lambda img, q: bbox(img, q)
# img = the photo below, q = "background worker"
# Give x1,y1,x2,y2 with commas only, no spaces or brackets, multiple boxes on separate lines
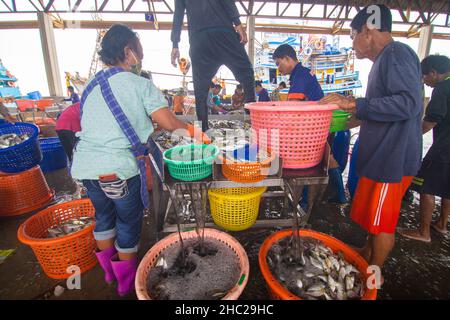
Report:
64,85,80,104
273,44,324,102
270,81,287,101
55,102,81,162
0,98,17,124
320,5,423,285
208,83,226,114
255,80,271,102
170,0,255,131
400,55,450,242
232,84,245,110
273,43,347,204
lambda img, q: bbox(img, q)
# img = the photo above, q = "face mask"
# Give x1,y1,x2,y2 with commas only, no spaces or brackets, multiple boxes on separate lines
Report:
129,50,142,76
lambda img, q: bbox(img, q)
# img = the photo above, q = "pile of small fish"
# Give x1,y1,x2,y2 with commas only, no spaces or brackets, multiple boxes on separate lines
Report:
0,133,30,149
46,217,94,238
154,131,194,150
208,120,251,130
267,237,365,300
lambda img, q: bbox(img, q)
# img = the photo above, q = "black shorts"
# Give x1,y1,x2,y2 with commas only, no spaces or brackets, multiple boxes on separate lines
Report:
411,156,450,199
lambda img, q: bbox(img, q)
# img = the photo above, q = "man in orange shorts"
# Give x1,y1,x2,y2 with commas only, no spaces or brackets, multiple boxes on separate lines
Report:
320,5,423,285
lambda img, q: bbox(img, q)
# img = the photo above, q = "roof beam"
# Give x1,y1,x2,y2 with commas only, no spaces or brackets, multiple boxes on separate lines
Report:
98,0,109,12
161,0,173,13
1,19,450,40
72,0,82,12
304,3,315,18
44,0,55,12
280,1,291,17
28,0,42,12
125,0,136,12
255,1,266,15
238,0,250,15
1,0,12,12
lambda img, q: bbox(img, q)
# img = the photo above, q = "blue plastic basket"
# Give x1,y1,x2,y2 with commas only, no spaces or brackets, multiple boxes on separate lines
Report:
39,138,68,173
0,122,42,173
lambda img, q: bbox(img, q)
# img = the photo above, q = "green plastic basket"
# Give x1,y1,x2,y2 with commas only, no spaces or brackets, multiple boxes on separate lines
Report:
163,144,220,181
330,110,351,133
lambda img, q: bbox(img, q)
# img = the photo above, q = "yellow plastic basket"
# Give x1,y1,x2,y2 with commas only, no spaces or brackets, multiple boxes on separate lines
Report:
208,187,267,231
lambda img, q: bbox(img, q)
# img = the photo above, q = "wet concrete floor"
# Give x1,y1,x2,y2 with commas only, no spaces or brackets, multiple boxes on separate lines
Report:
0,168,449,300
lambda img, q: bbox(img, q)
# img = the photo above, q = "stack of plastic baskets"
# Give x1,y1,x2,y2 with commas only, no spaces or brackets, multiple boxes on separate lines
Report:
17,199,97,279
208,187,267,231
0,123,51,217
221,144,276,183
0,166,53,217
39,138,68,173
246,101,337,169
0,122,42,173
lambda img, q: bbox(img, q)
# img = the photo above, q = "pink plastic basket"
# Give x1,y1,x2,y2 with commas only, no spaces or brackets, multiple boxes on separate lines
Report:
246,101,337,169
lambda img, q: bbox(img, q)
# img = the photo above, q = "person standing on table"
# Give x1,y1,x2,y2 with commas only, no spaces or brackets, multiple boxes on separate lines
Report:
170,0,255,131
273,43,347,204
255,81,271,102
71,24,209,297
55,102,81,162
399,55,450,242
319,5,423,286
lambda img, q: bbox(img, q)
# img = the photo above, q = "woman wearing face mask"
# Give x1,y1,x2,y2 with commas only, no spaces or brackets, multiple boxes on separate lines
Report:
71,24,209,296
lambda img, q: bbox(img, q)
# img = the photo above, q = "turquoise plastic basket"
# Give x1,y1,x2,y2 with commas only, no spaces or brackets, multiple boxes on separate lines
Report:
163,144,219,181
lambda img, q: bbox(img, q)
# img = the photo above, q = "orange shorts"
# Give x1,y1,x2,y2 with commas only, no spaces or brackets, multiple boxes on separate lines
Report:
350,176,413,235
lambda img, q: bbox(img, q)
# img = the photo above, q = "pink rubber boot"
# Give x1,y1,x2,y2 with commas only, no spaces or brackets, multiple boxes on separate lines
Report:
110,254,138,296
94,247,117,284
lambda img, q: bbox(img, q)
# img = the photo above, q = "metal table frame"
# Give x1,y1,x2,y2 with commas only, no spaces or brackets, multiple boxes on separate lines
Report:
149,116,331,235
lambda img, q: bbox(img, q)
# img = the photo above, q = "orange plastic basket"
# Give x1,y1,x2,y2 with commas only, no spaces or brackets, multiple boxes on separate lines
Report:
0,166,54,217
136,228,249,300
246,101,337,169
259,229,377,300
17,199,97,279
219,149,277,183
36,99,54,111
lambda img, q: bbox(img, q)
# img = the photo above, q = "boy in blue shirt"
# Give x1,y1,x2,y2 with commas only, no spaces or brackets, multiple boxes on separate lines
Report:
272,44,324,102
273,43,347,204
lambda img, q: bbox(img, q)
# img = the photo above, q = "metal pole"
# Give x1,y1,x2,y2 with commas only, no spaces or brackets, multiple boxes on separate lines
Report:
247,15,256,66
417,24,434,61
37,12,63,97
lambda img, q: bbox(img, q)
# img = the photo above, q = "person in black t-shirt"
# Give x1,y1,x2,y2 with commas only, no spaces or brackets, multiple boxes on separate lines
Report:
400,55,450,242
